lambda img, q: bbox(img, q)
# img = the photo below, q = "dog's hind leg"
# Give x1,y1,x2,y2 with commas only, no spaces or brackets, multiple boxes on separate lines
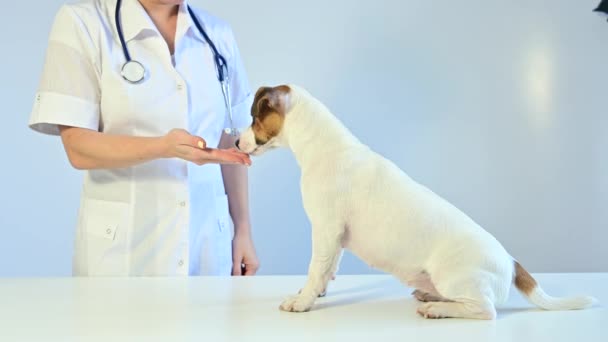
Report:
416,271,499,320
280,223,344,312
406,271,450,302
416,297,496,320
412,289,451,302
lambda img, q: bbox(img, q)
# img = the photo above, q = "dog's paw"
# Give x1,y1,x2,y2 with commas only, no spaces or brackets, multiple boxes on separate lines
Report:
279,295,315,313
298,288,327,298
416,303,448,319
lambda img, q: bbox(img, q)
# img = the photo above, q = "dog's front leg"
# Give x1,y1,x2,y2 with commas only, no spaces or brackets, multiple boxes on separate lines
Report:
317,248,343,297
279,225,342,312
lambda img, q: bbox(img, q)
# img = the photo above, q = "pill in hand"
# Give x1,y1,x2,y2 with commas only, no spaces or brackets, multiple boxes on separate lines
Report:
198,140,206,149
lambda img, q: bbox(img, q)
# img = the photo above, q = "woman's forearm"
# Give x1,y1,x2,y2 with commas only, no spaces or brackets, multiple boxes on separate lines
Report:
59,126,166,170
219,133,251,233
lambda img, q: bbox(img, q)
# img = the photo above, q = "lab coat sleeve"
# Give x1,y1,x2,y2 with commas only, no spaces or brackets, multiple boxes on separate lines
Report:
29,5,101,136
226,27,254,131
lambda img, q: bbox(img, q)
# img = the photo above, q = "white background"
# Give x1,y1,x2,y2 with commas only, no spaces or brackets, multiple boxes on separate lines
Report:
1,0,606,276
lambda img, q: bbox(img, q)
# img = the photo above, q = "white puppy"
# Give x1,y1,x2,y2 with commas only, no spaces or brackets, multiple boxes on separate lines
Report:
236,85,597,319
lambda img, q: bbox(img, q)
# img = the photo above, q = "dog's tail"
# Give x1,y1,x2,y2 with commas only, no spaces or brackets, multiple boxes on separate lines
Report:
513,261,597,310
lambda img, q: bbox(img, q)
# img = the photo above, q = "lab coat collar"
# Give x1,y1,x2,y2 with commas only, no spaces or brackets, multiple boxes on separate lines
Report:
120,0,206,45
176,1,208,45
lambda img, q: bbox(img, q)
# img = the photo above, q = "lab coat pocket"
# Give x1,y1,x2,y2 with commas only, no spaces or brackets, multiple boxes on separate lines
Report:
82,198,129,241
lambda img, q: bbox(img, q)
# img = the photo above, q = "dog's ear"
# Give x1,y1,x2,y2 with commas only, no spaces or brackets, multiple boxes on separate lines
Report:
253,85,291,117
257,96,273,114
254,86,271,104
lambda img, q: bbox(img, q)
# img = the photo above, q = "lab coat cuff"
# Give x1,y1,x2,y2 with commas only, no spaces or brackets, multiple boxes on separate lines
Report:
29,91,100,136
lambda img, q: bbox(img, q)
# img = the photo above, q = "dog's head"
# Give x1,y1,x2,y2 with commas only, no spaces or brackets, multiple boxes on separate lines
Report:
236,85,293,155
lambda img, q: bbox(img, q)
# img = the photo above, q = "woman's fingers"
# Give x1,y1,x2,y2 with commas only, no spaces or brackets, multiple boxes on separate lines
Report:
224,149,252,165
225,147,251,161
194,137,206,149
185,134,206,149
206,148,251,165
172,129,206,149
173,144,252,166
190,148,251,165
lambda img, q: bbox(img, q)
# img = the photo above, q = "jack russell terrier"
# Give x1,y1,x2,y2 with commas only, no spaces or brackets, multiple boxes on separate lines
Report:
236,84,597,319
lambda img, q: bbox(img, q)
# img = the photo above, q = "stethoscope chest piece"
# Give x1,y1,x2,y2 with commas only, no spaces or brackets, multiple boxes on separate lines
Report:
121,60,146,84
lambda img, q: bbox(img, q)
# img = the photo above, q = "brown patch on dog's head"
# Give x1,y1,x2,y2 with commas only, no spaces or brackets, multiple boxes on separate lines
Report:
250,85,292,145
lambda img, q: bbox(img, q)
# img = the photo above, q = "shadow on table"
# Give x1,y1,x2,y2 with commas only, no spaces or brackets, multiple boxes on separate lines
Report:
323,277,399,296
314,277,409,310
496,307,540,319
316,278,540,320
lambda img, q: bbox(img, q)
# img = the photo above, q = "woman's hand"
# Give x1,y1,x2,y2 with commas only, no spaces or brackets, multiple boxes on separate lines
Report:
231,230,260,276
161,129,251,166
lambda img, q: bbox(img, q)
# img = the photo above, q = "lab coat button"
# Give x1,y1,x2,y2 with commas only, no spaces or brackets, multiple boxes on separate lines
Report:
179,201,186,207
178,260,184,266
106,228,112,235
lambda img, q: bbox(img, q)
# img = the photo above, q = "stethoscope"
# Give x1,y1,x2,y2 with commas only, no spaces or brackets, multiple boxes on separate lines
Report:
115,0,238,136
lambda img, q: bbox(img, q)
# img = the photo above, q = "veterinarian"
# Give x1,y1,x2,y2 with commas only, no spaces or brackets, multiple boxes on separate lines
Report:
28,0,259,276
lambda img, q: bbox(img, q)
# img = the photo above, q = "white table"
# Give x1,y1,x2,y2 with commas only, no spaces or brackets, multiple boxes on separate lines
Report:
0,274,606,341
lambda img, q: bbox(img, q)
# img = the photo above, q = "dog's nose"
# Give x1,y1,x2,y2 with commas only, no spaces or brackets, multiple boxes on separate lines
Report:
235,139,240,149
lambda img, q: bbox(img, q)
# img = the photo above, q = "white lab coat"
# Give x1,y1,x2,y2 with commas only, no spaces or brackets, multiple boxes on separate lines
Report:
28,0,253,276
